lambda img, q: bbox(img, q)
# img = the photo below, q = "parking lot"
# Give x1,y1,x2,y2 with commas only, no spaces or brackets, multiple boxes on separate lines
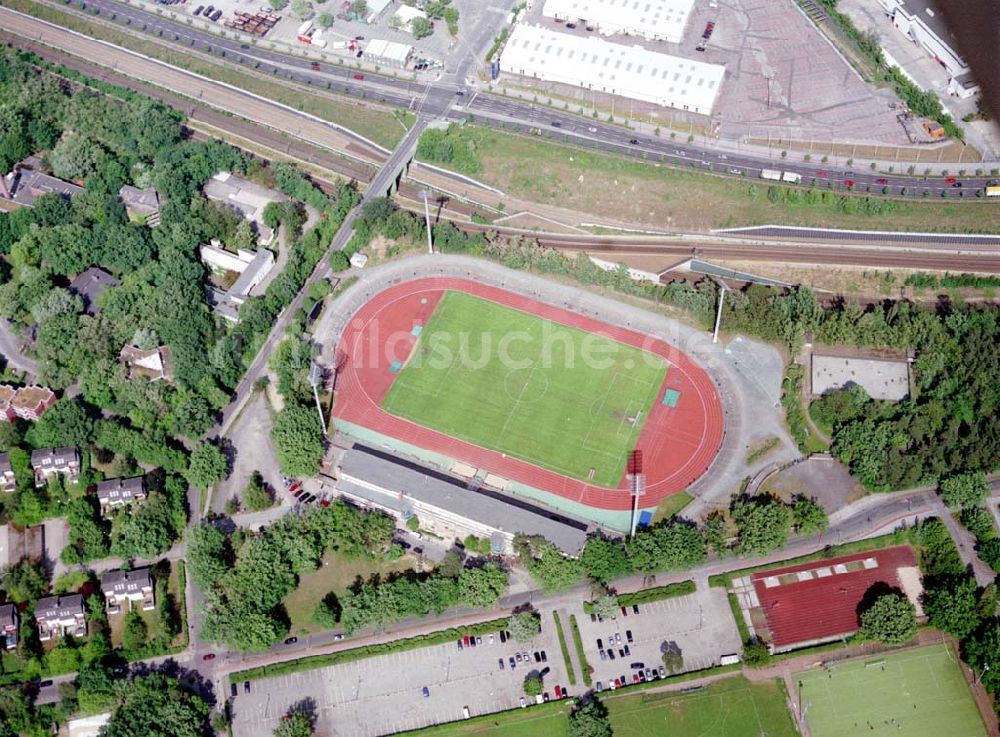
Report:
231,623,572,737
571,586,742,691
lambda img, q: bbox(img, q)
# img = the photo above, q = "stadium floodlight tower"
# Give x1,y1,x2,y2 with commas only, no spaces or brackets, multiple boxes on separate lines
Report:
421,190,434,254
308,360,328,436
626,449,646,539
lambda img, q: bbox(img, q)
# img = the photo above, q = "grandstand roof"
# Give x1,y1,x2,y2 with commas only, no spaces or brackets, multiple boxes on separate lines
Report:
500,24,724,114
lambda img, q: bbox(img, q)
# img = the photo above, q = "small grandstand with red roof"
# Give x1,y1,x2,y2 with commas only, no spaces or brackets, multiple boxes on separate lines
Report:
730,546,924,652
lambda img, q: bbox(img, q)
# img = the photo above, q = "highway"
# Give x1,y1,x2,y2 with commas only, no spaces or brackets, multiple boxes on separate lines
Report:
21,0,1000,200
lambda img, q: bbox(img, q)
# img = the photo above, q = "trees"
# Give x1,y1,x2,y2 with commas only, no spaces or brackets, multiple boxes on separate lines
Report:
731,495,791,556
0,560,47,602
121,610,148,655
110,493,178,560
660,641,684,674
186,523,230,589
101,674,211,737
939,472,989,509
25,397,95,450
271,404,324,477
316,11,334,27
243,471,273,511
591,595,619,621
523,673,543,697
508,611,540,643
859,592,917,645
274,712,313,737
580,537,632,583
742,638,770,667
457,564,508,608
924,575,981,638
568,699,612,737
626,520,707,572
411,16,433,38
524,541,583,593
964,619,1000,694
291,0,313,19
186,442,227,490
791,495,828,534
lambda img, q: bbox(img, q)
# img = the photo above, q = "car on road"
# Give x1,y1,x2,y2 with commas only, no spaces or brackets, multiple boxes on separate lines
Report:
202,653,216,661
243,681,251,694
566,22,576,28
353,73,365,80
843,179,855,187
817,170,828,177
628,138,639,145
311,63,320,71
498,658,505,670
455,90,465,96
875,178,888,184
284,636,298,645
945,177,957,183
551,121,562,127
952,181,963,187
422,686,430,698
333,633,344,641
587,126,598,133
729,167,742,175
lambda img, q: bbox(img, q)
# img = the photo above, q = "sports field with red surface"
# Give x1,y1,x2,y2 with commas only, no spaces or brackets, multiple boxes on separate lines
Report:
332,277,723,511
751,546,918,649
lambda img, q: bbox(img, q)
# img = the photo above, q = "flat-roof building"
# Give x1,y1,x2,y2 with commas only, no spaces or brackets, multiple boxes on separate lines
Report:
879,0,979,98
0,453,15,493
811,354,910,401
543,0,696,44
500,24,725,115
364,39,414,68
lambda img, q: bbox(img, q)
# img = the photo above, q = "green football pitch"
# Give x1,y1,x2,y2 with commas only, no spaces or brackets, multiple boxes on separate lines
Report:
797,644,987,737
381,291,668,487
605,676,799,737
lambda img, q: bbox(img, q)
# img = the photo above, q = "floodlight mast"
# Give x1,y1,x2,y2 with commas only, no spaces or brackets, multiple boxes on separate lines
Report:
308,361,328,435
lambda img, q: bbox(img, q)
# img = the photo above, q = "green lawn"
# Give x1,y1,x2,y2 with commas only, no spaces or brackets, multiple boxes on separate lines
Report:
282,549,415,634
605,675,799,737
393,703,571,737
797,644,987,737
382,291,667,487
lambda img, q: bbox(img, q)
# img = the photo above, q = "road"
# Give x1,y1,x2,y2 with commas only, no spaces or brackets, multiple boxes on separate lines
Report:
11,0,1000,200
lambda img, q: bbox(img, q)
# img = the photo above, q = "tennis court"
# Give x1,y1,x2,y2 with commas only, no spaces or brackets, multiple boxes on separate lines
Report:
797,644,987,737
605,676,799,737
382,290,668,487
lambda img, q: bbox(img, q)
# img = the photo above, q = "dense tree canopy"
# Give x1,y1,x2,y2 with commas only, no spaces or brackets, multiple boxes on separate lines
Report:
100,674,211,737
271,404,325,477
731,495,791,556
859,592,917,645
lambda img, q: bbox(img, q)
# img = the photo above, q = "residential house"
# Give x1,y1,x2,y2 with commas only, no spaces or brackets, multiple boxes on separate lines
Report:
100,568,155,614
30,446,81,487
0,453,16,493
1,156,84,207
10,385,56,421
95,476,146,515
70,268,121,316
119,345,173,383
34,594,87,641
118,185,162,225
0,604,17,651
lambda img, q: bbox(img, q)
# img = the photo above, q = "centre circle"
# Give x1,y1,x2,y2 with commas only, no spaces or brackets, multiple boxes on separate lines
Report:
503,366,550,404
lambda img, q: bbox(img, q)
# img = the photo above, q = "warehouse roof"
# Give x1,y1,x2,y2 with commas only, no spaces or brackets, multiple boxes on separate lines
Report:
501,24,724,114
365,39,413,65
338,445,590,555
543,0,696,43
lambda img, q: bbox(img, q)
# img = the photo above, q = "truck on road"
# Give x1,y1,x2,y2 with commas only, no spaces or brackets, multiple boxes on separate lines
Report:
760,169,782,181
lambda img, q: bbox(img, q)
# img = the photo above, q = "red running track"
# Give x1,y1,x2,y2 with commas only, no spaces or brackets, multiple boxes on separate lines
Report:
332,277,723,512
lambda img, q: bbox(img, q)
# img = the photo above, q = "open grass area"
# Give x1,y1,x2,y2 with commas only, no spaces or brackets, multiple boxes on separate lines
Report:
8,0,410,149
282,549,414,634
797,644,986,737
382,291,667,487
393,702,571,737
605,675,798,737
651,490,694,523
420,125,998,232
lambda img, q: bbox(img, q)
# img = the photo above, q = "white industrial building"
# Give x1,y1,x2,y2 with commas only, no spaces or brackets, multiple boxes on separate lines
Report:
543,0,696,44
500,24,725,114
364,39,414,68
878,0,979,98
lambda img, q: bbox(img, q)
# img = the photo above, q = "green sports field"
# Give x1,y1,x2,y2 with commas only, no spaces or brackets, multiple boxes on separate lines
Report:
605,676,799,737
382,291,668,487
797,644,987,737
393,703,570,737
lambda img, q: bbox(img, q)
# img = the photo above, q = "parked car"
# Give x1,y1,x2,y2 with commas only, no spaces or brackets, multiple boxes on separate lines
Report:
540,651,547,662
463,635,470,646
607,649,615,660
231,683,237,697
638,670,646,682
422,686,430,698
210,9,222,20
457,639,463,650
489,634,495,645
193,4,204,14
632,605,640,614
203,4,214,13
875,178,888,184
498,658,505,670
623,645,631,656
202,653,216,661
633,674,640,684
658,665,666,678
243,681,251,694
645,668,654,680
597,638,603,649
543,692,550,702
475,636,482,646
621,606,628,617
630,662,645,670
599,649,607,661
499,630,507,643
590,613,597,622
509,656,516,669
522,652,530,661
615,633,622,644
625,630,633,643
618,648,625,658
516,652,522,662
